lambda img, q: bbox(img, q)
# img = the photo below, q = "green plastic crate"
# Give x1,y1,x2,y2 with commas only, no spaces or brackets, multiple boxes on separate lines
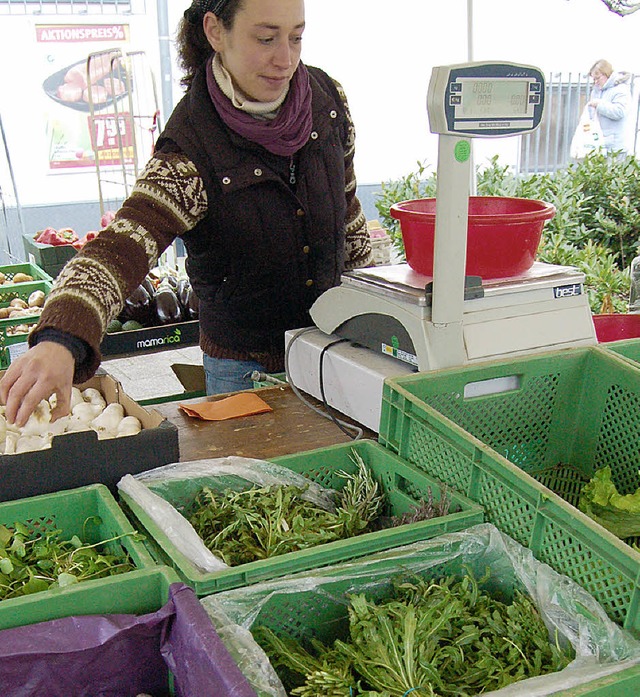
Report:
599,337,640,368
0,315,39,369
0,565,179,631
203,524,640,697
23,233,77,278
0,262,53,287
0,483,155,625
0,276,52,368
119,439,484,596
379,346,640,636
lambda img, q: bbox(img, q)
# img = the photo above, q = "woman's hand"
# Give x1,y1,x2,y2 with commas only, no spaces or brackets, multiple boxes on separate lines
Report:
0,342,75,427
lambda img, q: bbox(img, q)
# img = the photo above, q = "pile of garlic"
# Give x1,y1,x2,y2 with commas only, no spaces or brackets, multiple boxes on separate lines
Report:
0,386,143,455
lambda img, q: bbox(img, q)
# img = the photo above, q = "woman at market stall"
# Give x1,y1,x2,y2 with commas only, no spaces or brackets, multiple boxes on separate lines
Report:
0,0,372,427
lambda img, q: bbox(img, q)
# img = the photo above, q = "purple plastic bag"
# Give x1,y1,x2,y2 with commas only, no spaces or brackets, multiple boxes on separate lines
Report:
163,584,257,697
0,583,257,697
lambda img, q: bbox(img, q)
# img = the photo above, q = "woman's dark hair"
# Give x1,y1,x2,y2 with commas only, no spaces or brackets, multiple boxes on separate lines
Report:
176,0,244,90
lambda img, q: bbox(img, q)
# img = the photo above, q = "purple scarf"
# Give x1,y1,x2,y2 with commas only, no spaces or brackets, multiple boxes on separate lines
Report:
206,54,313,157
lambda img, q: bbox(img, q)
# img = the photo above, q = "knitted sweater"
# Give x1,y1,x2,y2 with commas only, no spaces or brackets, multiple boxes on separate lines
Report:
31,72,372,383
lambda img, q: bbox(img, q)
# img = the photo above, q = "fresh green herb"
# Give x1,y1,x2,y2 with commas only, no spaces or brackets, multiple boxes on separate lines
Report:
0,519,137,600
256,569,574,696
187,449,443,566
387,486,451,527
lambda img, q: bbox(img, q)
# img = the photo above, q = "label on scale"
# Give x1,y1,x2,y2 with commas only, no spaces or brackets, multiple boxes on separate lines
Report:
381,343,419,367
553,283,583,298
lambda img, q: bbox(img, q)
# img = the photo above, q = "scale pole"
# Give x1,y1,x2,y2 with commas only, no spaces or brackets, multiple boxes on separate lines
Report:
430,134,471,367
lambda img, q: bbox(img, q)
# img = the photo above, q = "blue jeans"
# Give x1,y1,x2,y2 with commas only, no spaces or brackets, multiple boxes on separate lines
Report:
203,354,266,395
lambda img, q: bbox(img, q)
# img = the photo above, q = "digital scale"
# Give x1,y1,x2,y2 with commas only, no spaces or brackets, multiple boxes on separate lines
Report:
286,61,597,432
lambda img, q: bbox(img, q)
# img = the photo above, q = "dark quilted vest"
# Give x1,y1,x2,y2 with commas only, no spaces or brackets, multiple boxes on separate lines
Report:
156,64,348,355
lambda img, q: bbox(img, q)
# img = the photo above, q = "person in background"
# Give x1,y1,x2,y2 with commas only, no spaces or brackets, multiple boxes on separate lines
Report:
588,58,632,155
0,0,372,427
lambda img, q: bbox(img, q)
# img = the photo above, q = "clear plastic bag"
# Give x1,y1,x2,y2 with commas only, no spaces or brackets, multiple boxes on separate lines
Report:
202,523,640,697
570,106,605,159
117,456,339,573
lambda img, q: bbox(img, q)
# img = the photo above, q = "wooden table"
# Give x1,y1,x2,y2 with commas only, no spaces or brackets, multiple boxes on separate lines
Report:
152,385,375,462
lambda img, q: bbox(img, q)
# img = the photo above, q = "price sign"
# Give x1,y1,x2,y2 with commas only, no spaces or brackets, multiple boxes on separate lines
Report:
88,112,134,166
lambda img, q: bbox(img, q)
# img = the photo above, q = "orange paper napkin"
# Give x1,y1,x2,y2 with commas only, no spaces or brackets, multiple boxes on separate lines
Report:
179,392,273,421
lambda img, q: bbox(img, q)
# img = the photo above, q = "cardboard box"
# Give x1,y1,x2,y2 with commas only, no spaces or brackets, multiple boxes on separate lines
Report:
101,319,200,357
0,372,179,502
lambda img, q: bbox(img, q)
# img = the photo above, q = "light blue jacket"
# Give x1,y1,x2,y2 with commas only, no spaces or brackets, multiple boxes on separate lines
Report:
589,72,632,153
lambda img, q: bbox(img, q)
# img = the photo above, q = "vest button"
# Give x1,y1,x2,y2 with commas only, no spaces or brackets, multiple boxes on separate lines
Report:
329,110,337,119
296,208,305,217
222,176,231,185
254,168,262,176
310,131,318,139
305,279,314,287
302,245,310,254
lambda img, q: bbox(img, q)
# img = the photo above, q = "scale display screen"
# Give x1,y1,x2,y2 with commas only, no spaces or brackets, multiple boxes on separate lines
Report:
427,62,545,137
459,78,530,118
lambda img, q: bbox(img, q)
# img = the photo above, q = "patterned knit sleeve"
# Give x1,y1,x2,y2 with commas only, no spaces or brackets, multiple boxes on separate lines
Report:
29,151,208,383
331,79,373,270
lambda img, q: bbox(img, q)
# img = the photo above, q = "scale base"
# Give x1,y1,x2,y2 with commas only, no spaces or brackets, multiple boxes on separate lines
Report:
311,263,597,371
285,328,414,433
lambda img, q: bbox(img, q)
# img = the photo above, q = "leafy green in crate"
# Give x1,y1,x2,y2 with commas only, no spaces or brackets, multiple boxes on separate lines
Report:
256,569,574,697
0,517,138,600
187,449,449,566
579,466,640,539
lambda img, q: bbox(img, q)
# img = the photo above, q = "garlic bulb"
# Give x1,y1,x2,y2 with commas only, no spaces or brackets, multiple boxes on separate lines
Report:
69,387,84,410
82,388,107,409
66,415,92,433
48,415,71,437
21,400,52,437
1,386,144,454
91,403,125,439
3,431,19,455
116,415,142,437
72,402,103,422
16,434,52,454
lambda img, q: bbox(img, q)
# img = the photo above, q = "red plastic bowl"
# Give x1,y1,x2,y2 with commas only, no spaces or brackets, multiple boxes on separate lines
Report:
593,314,640,342
390,196,556,279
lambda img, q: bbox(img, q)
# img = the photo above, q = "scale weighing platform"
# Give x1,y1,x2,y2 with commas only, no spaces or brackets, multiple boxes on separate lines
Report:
310,260,595,372
286,60,597,432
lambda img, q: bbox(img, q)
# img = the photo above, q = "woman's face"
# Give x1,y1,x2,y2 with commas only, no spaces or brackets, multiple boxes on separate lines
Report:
204,0,305,103
591,70,608,88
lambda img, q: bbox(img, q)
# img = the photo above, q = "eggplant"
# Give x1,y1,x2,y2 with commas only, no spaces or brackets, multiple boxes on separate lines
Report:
141,275,156,299
174,278,199,320
154,279,183,324
176,278,191,309
185,286,200,320
118,284,153,326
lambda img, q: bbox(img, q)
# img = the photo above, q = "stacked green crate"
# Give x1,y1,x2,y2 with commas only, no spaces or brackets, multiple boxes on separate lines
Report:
0,483,155,628
0,262,53,368
379,346,640,636
201,524,640,697
119,439,484,595
23,233,77,278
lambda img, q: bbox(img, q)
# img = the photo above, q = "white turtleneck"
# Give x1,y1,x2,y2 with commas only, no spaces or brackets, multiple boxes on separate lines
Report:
211,52,288,121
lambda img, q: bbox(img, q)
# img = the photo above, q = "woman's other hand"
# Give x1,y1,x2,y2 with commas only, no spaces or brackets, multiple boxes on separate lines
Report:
0,342,75,427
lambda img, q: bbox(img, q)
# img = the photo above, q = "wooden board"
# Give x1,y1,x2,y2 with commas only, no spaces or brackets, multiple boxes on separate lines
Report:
152,385,374,462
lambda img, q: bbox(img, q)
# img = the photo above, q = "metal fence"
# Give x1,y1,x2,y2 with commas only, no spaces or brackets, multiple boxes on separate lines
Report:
520,71,640,173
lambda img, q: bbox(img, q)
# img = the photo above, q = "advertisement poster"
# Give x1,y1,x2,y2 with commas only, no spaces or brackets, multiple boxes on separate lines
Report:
36,23,131,170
